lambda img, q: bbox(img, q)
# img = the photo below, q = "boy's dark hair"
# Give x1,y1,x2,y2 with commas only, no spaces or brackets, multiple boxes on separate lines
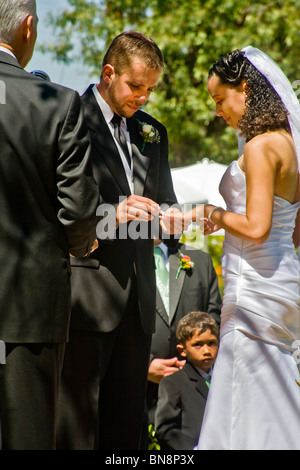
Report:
176,311,219,347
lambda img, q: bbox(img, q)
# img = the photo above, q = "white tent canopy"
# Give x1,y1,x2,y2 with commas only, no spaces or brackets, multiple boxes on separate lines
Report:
171,158,227,240
171,158,227,209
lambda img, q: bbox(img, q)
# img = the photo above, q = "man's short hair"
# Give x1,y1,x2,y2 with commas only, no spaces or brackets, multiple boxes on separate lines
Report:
101,31,164,77
0,0,36,43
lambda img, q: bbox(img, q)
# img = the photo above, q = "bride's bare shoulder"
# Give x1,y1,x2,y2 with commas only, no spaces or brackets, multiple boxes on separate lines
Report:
245,131,294,154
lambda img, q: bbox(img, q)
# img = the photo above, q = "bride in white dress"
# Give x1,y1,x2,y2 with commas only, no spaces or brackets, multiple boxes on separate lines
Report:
183,47,300,450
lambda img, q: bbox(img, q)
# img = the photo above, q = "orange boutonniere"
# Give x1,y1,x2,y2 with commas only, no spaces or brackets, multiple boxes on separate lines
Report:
176,250,194,279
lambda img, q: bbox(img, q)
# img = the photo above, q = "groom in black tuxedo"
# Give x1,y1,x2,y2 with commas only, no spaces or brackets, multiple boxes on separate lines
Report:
57,31,180,450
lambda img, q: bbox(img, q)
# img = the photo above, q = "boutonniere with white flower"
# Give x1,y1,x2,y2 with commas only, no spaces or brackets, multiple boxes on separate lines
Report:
138,121,160,152
176,250,194,279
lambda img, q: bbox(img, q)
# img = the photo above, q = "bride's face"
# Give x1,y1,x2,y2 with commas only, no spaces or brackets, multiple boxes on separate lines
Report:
207,74,247,129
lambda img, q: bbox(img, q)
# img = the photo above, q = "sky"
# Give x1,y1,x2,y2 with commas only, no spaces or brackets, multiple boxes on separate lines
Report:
26,0,98,94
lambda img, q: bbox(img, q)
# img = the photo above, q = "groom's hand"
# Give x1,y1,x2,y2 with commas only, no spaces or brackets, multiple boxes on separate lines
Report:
160,207,185,234
116,195,160,225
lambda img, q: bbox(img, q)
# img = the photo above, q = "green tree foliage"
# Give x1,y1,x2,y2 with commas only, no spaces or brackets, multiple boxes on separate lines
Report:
44,0,300,167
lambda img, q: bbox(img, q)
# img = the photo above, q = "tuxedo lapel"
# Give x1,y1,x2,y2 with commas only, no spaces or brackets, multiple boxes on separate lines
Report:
127,117,150,197
185,362,209,399
195,377,209,399
82,86,131,196
156,289,169,326
169,250,185,323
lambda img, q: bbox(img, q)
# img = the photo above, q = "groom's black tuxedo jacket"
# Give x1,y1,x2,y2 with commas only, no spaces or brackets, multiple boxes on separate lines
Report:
0,52,99,343
70,85,178,334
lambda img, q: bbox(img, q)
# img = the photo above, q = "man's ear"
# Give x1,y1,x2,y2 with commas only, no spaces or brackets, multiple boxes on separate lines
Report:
20,15,34,43
102,64,115,83
176,344,186,358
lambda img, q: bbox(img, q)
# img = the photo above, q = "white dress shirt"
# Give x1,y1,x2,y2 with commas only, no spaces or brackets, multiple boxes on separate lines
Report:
92,85,134,193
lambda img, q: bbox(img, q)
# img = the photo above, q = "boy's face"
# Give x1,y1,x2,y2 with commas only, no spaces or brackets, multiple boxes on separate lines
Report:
177,329,218,373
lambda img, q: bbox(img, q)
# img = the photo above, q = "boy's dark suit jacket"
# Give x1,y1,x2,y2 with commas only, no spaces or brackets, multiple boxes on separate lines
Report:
155,361,209,450
147,245,221,421
70,85,178,335
0,52,99,343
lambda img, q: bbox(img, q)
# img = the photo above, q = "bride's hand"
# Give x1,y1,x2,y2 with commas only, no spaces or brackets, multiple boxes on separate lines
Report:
183,205,205,228
184,205,221,234
203,218,221,235
203,204,222,234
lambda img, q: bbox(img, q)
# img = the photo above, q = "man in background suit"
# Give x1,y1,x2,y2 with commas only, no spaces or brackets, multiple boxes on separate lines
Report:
0,0,99,450
57,31,180,450
146,241,221,430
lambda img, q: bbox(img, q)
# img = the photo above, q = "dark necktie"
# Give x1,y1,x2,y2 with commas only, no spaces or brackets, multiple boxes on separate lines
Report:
111,113,131,166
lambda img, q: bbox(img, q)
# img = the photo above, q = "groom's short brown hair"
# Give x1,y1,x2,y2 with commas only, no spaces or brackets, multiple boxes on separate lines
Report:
101,31,164,77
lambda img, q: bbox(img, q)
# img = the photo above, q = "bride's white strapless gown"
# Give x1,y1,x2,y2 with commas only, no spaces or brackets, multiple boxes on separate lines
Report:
196,160,300,450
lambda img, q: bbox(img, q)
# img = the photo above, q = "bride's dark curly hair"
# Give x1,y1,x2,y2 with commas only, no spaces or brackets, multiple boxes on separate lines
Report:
208,49,291,141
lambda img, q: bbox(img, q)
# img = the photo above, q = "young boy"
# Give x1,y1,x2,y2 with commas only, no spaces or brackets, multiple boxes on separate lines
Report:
154,311,219,450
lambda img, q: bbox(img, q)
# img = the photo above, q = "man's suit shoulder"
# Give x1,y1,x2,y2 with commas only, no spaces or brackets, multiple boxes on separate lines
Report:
160,366,187,388
27,76,85,131
160,363,205,392
0,54,78,104
29,74,79,102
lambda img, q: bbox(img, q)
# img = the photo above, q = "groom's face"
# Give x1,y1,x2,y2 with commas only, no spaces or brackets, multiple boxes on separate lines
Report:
104,58,161,118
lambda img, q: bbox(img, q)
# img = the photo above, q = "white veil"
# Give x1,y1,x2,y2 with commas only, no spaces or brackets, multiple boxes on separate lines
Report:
239,46,300,170
239,46,300,249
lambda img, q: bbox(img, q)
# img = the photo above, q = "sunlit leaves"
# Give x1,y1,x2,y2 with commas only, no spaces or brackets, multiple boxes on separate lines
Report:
45,0,300,166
